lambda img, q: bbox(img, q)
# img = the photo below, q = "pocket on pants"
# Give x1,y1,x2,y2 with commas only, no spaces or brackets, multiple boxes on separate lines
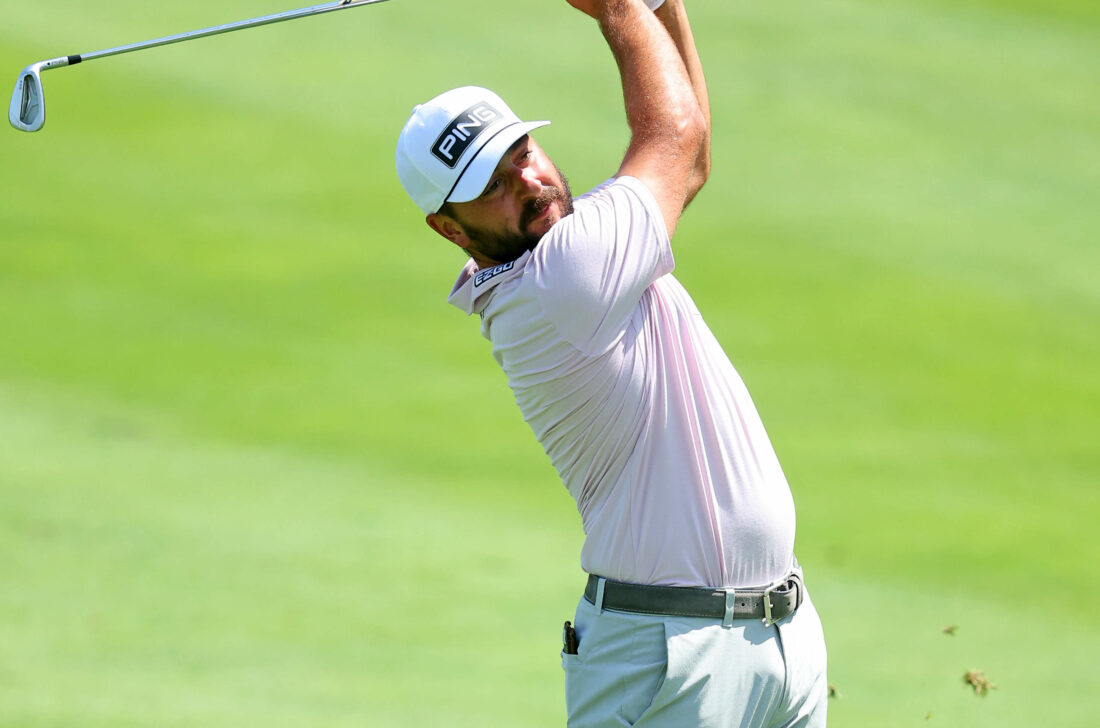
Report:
563,600,669,728
617,621,669,726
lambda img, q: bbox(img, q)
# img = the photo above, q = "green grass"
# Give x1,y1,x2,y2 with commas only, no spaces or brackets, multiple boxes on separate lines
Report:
1,0,1097,725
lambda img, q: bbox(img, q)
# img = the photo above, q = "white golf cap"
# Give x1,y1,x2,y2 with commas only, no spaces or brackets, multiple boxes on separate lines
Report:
396,86,550,215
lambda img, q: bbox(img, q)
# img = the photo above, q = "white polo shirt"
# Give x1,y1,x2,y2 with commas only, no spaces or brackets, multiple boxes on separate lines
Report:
448,176,796,589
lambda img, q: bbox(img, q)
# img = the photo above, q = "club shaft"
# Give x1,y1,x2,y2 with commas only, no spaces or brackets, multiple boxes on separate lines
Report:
73,0,389,63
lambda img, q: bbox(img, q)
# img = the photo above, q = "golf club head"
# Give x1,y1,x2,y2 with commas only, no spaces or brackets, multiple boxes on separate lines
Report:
10,63,46,132
9,58,76,132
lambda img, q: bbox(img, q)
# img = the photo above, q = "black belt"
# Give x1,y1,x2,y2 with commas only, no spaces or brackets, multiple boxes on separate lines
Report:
583,573,803,627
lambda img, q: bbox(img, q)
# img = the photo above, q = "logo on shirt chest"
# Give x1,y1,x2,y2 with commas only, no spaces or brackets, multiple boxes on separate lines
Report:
474,260,515,287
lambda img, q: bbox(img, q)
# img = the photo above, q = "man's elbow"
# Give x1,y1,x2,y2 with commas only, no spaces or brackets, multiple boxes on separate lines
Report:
680,106,707,155
693,142,711,188
685,110,710,200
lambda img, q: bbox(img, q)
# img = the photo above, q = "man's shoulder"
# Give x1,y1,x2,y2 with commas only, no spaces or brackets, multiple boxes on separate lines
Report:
536,175,670,269
572,175,657,209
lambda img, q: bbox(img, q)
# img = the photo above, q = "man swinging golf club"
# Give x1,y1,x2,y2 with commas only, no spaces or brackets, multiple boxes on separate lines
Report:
396,1,828,725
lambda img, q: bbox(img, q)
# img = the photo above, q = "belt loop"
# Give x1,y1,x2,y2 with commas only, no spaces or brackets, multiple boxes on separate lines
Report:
594,578,607,613
722,590,736,628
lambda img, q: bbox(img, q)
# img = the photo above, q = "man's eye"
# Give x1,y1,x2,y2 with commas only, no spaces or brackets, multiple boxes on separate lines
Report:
483,179,501,196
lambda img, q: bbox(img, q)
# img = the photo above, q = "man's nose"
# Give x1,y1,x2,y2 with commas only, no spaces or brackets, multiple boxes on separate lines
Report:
514,165,542,195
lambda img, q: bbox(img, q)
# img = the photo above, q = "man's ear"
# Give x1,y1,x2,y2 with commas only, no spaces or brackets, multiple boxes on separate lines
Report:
426,212,471,251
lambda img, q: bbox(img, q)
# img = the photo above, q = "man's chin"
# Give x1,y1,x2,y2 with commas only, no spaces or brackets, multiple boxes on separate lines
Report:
527,199,571,234
471,197,573,265
527,207,557,233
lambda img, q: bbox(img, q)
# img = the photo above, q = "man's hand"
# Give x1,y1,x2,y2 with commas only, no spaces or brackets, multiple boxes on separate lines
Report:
566,0,602,20
568,0,664,18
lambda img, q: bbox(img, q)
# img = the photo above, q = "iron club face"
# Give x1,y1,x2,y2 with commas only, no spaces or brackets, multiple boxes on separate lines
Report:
8,66,42,132
9,59,71,133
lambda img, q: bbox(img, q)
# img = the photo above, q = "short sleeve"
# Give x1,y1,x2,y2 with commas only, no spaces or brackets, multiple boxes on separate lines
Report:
530,176,674,354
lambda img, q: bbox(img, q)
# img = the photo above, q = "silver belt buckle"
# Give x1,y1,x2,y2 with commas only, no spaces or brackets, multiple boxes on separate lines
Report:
762,587,777,627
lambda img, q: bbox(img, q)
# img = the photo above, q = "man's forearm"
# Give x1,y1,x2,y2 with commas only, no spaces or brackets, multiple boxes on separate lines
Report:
599,0,702,159
655,0,710,202
595,0,706,233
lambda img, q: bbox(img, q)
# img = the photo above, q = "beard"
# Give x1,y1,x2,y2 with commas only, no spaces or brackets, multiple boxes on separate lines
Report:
460,166,574,264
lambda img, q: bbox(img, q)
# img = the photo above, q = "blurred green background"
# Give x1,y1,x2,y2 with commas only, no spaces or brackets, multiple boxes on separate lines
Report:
1,0,1097,725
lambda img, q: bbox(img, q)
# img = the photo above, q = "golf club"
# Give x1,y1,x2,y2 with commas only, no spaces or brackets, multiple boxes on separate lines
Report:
9,0,392,132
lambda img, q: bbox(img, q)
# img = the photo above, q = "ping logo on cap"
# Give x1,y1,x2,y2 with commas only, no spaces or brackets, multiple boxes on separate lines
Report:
431,102,503,168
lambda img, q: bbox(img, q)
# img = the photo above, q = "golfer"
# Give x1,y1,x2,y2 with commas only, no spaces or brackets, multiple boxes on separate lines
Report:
396,0,827,725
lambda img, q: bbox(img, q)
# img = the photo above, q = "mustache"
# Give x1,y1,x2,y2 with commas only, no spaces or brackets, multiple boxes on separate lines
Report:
520,186,569,229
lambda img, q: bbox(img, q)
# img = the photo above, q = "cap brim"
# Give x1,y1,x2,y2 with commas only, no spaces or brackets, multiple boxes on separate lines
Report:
446,119,551,205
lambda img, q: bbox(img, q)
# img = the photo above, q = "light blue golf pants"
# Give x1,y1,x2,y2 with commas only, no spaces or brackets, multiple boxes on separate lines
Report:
561,588,828,727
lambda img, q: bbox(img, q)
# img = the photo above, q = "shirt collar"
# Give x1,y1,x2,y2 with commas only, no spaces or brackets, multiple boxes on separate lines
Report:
446,250,532,315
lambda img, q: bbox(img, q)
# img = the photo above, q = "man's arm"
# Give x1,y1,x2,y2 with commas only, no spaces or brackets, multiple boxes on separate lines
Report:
568,0,707,238
654,0,710,207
